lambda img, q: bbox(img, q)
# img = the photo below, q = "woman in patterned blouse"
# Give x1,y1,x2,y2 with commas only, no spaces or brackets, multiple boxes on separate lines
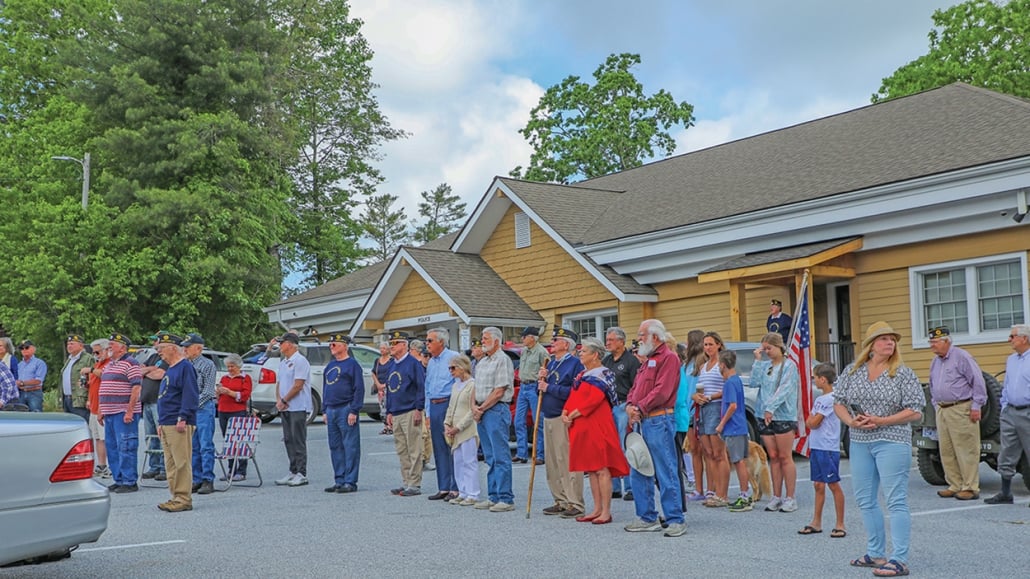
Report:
833,322,923,577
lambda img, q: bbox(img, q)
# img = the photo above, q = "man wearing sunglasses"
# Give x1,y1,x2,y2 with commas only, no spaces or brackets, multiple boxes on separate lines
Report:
15,340,47,412
424,328,460,502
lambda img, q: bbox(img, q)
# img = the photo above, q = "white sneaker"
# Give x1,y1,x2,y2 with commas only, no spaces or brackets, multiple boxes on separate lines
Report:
473,499,494,510
287,474,309,487
489,502,515,512
764,497,783,512
779,497,798,512
275,473,296,486
459,497,478,506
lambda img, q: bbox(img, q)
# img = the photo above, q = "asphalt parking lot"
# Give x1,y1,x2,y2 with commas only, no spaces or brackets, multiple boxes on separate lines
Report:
4,418,1028,578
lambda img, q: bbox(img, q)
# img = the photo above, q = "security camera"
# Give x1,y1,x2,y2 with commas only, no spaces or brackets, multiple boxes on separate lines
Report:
1015,191,1029,223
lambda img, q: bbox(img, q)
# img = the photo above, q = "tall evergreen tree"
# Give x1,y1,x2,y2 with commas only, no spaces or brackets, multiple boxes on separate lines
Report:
361,193,409,263
412,183,466,244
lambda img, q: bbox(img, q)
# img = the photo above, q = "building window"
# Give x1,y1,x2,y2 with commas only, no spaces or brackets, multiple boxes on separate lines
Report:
564,310,618,340
910,253,1028,347
514,212,531,249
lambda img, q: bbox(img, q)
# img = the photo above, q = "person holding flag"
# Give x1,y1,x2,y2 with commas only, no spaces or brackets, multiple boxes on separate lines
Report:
751,331,800,513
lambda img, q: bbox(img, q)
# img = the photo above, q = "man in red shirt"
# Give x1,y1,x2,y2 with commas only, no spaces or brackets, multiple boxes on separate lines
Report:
624,319,686,537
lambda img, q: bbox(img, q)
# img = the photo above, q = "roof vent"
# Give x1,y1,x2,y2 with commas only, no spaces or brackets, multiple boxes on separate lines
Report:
514,212,531,249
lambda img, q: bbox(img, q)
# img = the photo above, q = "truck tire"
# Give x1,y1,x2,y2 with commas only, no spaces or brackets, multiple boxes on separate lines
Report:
916,448,947,485
305,391,322,425
1020,454,1030,493
978,371,1003,439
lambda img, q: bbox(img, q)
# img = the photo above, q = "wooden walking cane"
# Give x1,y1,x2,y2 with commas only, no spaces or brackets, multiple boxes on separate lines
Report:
525,388,544,519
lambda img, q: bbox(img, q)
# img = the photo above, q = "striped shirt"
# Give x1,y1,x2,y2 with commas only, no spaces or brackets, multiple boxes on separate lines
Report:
99,354,142,416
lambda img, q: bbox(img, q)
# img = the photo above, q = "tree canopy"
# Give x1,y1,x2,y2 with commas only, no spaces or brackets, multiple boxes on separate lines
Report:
874,0,1030,102
361,193,409,263
511,53,695,184
411,183,466,245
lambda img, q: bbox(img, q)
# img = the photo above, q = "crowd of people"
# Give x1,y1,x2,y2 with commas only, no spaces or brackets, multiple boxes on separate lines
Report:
3,312,1030,577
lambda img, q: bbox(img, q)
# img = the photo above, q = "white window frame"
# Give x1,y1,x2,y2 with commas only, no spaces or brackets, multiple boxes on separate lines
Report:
909,251,1028,349
562,309,618,340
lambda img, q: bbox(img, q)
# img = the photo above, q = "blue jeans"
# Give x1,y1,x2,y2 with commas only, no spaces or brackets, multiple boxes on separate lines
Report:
104,412,139,486
477,403,513,504
429,399,457,492
630,413,683,525
514,386,544,461
18,389,42,412
191,400,216,483
612,402,629,492
850,440,912,564
143,403,164,473
63,395,89,421
326,407,360,486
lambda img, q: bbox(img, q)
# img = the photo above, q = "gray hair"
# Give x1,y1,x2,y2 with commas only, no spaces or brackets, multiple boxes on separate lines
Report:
605,327,627,342
640,319,667,341
90,338,110,350
580,337,605,358
409,339,425,351
226,353,244,367
1012,324,1030,338
0,337,13,354
482,327,503,342
428,327,449,344
378,340,389,349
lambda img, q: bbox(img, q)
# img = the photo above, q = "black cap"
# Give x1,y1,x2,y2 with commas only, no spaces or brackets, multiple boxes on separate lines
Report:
180,333,206,347
108,333,130,346
278,332,300,344
387,330,411,342
66,335,85,344
928,326,950,340
154,332,184,345
328,333,352,344
18,339,34,349
552,326,580,345
521,326,540,338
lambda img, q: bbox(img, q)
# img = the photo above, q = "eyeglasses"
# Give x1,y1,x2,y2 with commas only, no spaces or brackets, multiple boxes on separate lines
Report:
448,366,458,370
91,350,101,354
1009,334,1022,340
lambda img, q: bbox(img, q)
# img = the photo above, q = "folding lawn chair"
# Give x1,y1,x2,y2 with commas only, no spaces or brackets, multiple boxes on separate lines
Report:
214,415,263,490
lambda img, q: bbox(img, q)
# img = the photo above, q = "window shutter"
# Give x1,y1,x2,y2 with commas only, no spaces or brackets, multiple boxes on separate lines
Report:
514,212,531,249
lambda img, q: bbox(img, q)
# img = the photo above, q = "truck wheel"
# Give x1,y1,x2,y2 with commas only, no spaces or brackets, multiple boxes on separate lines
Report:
306,391,322,425
916,448,947,485
978,371,1004,439
1020,454,1030,493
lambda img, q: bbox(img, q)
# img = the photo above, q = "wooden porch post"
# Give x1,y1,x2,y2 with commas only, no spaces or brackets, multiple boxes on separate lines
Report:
729,281,747,341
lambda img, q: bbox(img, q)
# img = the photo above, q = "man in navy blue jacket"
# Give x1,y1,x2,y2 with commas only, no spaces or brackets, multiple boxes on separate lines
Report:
154,332,198,513
323,333,365,494
538,327,585,518
384,331,426,496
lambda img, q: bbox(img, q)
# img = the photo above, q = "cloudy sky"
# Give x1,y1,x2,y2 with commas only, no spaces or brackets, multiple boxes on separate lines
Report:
349,0,956,220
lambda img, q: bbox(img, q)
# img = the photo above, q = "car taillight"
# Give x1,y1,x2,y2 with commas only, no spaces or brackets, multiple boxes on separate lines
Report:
50,439,95,483
260,368,277,384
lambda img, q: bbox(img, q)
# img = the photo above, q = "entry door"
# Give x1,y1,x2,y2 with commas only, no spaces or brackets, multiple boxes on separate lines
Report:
825,283,853,370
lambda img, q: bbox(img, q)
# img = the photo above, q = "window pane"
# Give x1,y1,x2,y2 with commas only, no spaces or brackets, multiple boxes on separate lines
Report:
923,269,967,332
978,262,1024,330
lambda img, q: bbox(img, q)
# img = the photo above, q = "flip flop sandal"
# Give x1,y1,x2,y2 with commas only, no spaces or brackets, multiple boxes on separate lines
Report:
831,528,847,538
872,560,910,577
797,525,822,535
851,555,886,568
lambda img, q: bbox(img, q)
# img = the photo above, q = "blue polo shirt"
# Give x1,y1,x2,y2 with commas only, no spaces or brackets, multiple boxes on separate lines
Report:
720,374,748,437
425,349,458,412
385,354,425,415
18,356,47,388
540,353,584,418
323,355,364,415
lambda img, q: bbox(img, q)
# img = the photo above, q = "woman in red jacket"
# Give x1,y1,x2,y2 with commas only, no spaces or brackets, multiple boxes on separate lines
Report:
217,353,253,481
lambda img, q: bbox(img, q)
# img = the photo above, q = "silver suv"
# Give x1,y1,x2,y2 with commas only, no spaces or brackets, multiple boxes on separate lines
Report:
242,342,381,425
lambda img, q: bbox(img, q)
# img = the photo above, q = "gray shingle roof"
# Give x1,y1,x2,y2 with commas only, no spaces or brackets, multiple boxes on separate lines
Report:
699,237,862,273
403,247,543,322
271,231,460,307
541,83,1030,245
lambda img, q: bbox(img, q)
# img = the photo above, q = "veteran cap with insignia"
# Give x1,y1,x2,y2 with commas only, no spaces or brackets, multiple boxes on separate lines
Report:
66,334,84,344
387,330,411,343
154,332,183,345
552,326,580,346
328,333,352,344
470,339,482,349
771,299,783,307
180,333,205,347
109,333,130,346
148,329,170,342
928,326,950,340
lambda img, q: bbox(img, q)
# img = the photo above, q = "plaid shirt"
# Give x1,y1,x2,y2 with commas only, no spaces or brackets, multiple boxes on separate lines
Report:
474,348,514,404
191,355,218,406
0,363,16,407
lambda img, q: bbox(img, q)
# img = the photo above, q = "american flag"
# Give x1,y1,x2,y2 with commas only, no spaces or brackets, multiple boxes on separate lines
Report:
789,278,813,456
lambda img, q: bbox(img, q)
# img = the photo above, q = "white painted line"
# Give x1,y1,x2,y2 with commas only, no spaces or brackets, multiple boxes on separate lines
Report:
911,502,1026,517
367,451,397,456
79,540,185,553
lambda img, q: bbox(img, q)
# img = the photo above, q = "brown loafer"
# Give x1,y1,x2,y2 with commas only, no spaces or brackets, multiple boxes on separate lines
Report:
937,489,957,498
955,490,980,500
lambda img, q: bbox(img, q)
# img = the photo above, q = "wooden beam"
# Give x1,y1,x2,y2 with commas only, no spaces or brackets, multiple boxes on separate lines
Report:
808,265,856,279
698,237,864,283
729,282,746,341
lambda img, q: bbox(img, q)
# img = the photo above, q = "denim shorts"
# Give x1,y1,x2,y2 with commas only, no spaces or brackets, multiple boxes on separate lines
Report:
809,448,841,483
759,419,796,436
698,403,722,435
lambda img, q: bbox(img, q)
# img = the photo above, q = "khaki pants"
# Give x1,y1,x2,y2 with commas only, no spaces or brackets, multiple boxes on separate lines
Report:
393,411,424,489
159,425,195,505
543,416,583,510
937,401,981,492
422,419,433,463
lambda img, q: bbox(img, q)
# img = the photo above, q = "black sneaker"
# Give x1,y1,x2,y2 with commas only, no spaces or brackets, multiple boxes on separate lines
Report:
623,490,634,501
141,470,160,480
107,484,122,492
154,472,167,481
984,493,1014,505
339,484,357,493
191,482,202,493
325,484,342,493
197,481,214,495
113,484,139,493
612,491,623,499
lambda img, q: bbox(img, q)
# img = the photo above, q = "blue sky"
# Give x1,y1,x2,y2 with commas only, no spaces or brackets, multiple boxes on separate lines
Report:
349,0,956,225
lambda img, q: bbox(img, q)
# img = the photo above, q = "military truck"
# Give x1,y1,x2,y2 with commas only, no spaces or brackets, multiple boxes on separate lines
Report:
912,370,1030,490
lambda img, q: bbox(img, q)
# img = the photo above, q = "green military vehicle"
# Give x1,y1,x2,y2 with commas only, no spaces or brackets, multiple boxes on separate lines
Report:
912,370,1030,490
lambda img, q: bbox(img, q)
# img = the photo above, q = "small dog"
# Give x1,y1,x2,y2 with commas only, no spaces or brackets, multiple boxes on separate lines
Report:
742,441,772,502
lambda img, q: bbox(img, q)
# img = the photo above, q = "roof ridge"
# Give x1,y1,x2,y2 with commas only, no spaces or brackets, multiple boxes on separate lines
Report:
497,175,626,194
950,81,1030,108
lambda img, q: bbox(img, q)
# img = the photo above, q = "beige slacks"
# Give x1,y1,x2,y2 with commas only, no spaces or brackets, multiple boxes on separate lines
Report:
937,400,981,492
160,425,195,505
393,411,424,489
544,416,584,510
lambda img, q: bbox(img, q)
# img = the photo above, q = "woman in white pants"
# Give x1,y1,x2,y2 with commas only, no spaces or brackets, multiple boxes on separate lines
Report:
444,355,480,505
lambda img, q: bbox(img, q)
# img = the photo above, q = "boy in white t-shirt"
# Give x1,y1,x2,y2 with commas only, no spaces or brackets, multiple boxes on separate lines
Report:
798,363,846,538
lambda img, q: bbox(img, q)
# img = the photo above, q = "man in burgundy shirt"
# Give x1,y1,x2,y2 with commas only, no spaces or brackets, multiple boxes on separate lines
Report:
624,319,686,537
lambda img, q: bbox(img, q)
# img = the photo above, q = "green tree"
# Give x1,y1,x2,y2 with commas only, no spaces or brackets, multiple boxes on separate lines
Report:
511,53,695,184
361,193,409,263
411,183,466,244
874,0,1030,102
278,1,404,290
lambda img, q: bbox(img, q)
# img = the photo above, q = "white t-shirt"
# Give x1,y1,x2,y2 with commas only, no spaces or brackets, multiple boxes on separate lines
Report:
278,352,312,412
809,392,841,451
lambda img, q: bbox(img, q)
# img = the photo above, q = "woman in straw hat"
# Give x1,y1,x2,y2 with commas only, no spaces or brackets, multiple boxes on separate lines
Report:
833,321,923,578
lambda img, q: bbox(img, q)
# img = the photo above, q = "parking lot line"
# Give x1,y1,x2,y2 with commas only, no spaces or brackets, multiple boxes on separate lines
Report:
79,540,186,553
911,502,1026,517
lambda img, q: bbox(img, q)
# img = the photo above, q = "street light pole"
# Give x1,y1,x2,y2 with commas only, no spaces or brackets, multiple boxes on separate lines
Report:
51,152,90,210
